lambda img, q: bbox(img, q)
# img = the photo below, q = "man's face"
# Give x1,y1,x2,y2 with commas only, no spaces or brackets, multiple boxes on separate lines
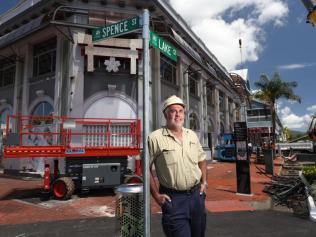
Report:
165,104,185,130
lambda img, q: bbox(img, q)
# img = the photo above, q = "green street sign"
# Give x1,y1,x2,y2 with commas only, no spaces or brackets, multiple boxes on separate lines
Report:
150,31,177,62
92,16,140,42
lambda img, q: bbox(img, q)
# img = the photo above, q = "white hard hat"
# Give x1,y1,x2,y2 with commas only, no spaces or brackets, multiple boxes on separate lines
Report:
162,95,185,112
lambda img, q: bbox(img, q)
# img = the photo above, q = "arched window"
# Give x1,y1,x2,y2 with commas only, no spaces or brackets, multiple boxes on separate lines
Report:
0,108,10,126
189,112,200,131
31,102,54,125
32,102,53,116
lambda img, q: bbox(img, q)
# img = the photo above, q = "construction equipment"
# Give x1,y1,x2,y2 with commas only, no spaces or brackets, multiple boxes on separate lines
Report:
2,115,141,200
214,133,236,161
276,115,316,161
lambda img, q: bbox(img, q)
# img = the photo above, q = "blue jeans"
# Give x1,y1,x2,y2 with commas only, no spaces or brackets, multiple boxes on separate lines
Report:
160,185,206,237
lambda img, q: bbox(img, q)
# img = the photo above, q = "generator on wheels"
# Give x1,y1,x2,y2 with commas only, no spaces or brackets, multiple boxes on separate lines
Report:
2,115,141,200
214,133,236,161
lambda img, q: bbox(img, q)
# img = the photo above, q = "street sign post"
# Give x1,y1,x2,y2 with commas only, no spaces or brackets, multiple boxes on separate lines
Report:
92,16,140,42
150,31,177,61
91,13,150,236
142,10,151,237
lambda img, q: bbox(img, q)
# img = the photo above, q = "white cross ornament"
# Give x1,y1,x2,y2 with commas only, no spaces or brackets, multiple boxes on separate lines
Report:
104,57,121,72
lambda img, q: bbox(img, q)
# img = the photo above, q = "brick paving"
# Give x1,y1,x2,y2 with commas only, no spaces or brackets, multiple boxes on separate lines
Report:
0,156,283,225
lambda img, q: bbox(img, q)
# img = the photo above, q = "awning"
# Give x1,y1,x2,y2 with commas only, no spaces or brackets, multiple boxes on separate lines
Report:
0,14,45,50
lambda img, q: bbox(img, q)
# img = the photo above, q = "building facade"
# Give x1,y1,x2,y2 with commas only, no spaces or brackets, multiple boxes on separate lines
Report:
247,99,283,148
0,0,242,172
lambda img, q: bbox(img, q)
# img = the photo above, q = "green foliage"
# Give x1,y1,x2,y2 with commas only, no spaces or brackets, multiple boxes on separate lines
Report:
253,72,301,144
283,127,292,141
254,72,301,104
303,165,316,182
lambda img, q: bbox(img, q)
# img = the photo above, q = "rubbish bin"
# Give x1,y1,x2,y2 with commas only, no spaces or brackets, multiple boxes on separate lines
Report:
263,148,274,175
115,183,143,237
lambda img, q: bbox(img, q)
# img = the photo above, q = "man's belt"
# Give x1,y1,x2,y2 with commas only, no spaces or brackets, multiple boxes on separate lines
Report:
160,183,200,195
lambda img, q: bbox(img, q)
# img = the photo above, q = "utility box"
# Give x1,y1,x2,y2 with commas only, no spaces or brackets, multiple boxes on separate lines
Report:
82,163,121,188
115,184,143,237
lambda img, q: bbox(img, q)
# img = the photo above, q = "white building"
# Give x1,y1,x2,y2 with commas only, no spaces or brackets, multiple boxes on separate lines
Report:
0,0,243,172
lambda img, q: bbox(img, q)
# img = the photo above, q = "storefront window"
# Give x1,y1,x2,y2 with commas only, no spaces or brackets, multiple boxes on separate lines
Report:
0,57,15,88
31,102,54,125
160,55,177,86
207,119,214,133
32,102,53,116
189,70,200,96
219,92,225,112
189,112,200,131
32,37,56,80
206,81,214,105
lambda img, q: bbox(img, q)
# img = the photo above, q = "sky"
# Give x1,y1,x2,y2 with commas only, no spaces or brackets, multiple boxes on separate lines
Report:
168,0,316,132
1,0,316,132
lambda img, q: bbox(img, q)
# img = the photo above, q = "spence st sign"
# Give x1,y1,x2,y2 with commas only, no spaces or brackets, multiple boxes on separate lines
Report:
92,16,140,42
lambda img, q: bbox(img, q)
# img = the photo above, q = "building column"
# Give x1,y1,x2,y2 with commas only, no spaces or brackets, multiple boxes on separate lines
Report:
214,87,220,145
224,96,229,132
240,102,247,122
69,32,85,118
232,102,236,123
202,80,208,146
53,35,63,116
10,45,31,170
21,44,33,115
183,69,190,128
13,57,23,116
178,57,184,99
54,35,72,117
151,48,161,130
198,77,205,144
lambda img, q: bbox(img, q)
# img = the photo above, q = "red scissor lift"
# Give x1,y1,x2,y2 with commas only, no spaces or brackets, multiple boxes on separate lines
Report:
3,115,142,200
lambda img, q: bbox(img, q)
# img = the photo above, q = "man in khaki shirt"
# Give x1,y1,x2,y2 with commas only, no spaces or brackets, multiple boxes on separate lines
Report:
148,95,207,237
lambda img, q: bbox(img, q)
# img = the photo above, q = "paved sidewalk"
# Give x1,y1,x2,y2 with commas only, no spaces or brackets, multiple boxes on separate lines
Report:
0,156,283,226
1,211,315,237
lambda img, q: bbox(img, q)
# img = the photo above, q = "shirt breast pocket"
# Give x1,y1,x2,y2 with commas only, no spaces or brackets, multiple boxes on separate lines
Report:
161,148,177,165
187,141,198,164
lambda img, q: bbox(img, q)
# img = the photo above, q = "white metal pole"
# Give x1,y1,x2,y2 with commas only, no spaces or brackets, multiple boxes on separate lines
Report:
142,9,151,237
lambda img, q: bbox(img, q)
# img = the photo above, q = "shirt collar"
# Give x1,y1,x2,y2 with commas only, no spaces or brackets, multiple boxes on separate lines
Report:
162,126,188,137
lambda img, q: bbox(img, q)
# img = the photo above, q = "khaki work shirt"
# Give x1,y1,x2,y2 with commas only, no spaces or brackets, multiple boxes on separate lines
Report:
148,127,206,190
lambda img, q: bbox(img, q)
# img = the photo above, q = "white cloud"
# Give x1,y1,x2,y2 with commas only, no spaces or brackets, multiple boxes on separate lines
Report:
276,100,283,110
307,105,316,113
256,2,289,26
279,106,312,130
169,0,289,70
277,62,316,70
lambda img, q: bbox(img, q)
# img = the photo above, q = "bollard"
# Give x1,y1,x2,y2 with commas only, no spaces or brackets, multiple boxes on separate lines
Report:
115,183,144,237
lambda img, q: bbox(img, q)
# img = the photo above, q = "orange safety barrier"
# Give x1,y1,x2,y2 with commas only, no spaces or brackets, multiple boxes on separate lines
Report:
3,115,141,158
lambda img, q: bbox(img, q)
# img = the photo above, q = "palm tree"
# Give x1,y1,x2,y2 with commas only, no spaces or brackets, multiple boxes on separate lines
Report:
254,72,301,145
282,127,292,141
